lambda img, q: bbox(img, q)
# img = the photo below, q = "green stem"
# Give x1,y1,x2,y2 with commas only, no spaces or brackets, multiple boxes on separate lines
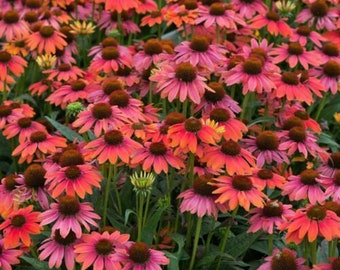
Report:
310,239,318,265
185,213,193,249
329,239,337,258
188,152,195,186
217,207,238,270
240,92,250,121
137,193,145,241
112,164,122,215
102,163,113,226
189,217,203,270
205,218,216,254
314,93,329,121
268,234,273,255
142,192,151,226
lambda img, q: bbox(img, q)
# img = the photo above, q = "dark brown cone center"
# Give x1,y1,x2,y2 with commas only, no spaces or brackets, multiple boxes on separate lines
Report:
128,242,150,264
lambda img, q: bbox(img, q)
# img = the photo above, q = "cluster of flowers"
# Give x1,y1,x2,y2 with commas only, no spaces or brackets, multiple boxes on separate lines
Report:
0,0,339,269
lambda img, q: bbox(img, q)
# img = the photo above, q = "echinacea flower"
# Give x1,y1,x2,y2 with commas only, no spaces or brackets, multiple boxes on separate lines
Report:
248,200,294,234
296,0,338,31
278,204,340,244
38,230,80,270
316,42,340,64
168,117,221,156
40,195,100,238
318,152,340,177
43,63,85,82
177,174,228,219
0,50,27,81
0,174,20,219
222,56,278,95
0,205,41,248
212,175,267,211
104,0,139,13
74,230,130,270
69,20,96,35
26,25,67,54
203,140,256,175
112,241,170,270
149,61,213,104
84,129,142,164
130,171,156,197
313,256,340,270
251,168,286,191
231,0,267,19
174,35,227,72
290,25,326,47
12,130,67,164
310,60,340,94
208,107,247,141
0,9,30,41
282,169,327,205
258,248,309,270
72,102,128,137
45,162,103,199
131,141,184,174
243,130,289,168
0,236,23,270
270,42,320,70
250,10,292,37
320,169,340,202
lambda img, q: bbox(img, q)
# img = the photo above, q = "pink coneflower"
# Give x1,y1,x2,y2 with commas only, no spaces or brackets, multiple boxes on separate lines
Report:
45,163,103,199
243,130,289,167
121,122,158,142
131,141,184,174
26,25,67,54
274,72,314,105
0,50,27,81
298,70,326,98
222,56,278,95
72,102,128,137
270,42,320,69
43,63,85,82
38,230,80,270
282,169,327,205
318,152,340,177
40,195,100,238
74,230,130,270
0,236,23,270
0,205,41,248
310,60,340,94
313,257,340,270
89,46,133,74
133,39,168,72
167,117,221,156
208,107,247,141
149,61,213,104
2,116,47,143
136,0,158,14
321,170,340,202
0,174,20,219
12,130,67,164
0,9,30,41
290,26,327,47
194,156,224,176
140,9,166,27
248,200,294,234
279,104,322,134
212,175,267,211
194,82,241,116
258,248,308,270
178,175,228,218
84,129,142,164
278,204,340,244
231,0,267,19
203,140,256,176
104,0,138,12
174,35,226,72
112,241,170,270
316,42,340,64
108,90,146,122
98,10,140,36
115,65,140,87
15,163,50,209
0,104,24,130
195,2,245,30
296,0,338,31
250,10,292,37
46,79,94,109
87,77,123,103
165,3,198,28
29,79,61,96
278,126,324,158
251,168,286,190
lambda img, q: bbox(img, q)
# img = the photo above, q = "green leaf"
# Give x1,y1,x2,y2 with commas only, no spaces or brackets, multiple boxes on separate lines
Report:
21,256,52,270
163,233,189,270
45,116,84,142
141,205,168,244
318,132,339,152
124,209,136,225
247,116,275,128
225,231,263,258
